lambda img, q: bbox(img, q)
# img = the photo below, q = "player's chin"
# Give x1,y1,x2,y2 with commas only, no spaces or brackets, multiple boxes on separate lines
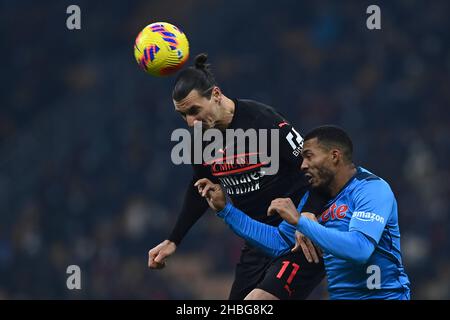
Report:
203,122,213,130
309,178,321,189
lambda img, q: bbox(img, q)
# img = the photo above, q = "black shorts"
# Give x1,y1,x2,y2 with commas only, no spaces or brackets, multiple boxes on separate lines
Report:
228,190,328,300
257,250,325,300
228,245,272,300
229,245,325,300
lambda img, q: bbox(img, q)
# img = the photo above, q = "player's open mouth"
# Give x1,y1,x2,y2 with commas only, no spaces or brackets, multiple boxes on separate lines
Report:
305,173,313,184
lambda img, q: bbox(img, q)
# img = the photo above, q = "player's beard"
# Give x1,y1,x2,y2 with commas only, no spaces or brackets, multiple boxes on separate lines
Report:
211,117,227,130
312,166,334,195
203,114,218,130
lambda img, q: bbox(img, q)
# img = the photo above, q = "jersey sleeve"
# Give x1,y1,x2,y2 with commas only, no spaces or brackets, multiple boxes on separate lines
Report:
348,180,395,244
297,217,375,264
168,164,218,245
278,122,304,167
217,203,294,257
255,108,304,168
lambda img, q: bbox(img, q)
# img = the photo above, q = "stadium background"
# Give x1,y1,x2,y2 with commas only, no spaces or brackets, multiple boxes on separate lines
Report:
0,0,449,299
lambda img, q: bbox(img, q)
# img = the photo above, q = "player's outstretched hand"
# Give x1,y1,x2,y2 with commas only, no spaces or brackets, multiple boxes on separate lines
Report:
148,240,177,269
292,230,322,264
268,199,321,263
194,178,226,211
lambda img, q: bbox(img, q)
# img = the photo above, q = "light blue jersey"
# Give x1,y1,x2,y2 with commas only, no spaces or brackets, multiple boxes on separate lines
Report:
302,167,410,299
217,167,410,299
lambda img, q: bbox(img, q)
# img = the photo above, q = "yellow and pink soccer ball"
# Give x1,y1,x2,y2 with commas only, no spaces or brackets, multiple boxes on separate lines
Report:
134,22,189,76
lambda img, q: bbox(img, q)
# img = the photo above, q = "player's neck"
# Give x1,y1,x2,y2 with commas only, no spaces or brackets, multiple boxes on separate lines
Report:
215,95,235,130
329,164,357,197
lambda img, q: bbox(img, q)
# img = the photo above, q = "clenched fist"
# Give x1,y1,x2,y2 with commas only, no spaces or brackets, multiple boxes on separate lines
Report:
267,198,300,225
194,178,226,211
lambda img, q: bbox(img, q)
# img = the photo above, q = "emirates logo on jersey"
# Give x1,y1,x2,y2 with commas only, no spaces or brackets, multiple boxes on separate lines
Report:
205,153,267,176
204,153,267,195
171,122,281,175
219,171,264,195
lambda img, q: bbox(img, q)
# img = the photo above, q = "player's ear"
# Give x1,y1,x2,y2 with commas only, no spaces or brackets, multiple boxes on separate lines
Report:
212,86,222,103
331,149,340,164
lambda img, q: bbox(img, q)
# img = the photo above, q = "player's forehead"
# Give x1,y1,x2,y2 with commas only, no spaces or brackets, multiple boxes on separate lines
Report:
302,138,322,154
174,89,204,111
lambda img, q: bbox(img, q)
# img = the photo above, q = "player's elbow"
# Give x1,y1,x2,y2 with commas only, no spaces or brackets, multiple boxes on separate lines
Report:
259,239,290,258
348,244,375,264
346,232,376,264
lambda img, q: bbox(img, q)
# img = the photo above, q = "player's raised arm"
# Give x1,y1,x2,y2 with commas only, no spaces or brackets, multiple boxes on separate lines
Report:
292,178,395,264
148,167,212,269
296,213,376,264
195,178,295,257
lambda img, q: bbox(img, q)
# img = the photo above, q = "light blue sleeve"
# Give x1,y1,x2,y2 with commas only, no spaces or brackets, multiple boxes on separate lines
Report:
349,179,394,243
216,203,295,257
297,218,376,264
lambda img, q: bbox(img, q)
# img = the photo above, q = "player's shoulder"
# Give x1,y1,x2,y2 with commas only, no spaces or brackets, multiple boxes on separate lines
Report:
237,99,278,113
236,99,287,126
350,167,394,199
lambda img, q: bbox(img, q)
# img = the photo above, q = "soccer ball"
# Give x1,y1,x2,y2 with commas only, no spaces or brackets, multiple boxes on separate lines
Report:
134,22,189,76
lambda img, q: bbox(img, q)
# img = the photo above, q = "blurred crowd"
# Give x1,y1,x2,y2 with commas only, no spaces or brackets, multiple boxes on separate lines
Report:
0,0,449,299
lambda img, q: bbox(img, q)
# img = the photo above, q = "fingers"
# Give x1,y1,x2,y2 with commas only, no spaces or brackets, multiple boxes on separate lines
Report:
267,198,294,215
201,183,216,197
293,232,320,263
195,178,218,198
148,248,157,264
195,179,207,194
304,238,320,263
154,252,165,264
149,260,165,269
148,250,164,269
148,250,166,269
267,204,278,216
291,231,302,253
148,240,177,270
268,199,300,226
267,198,283,216
148,246,167,269
293,231,317,263
299,238,313,263
301,211,318,222
194,178,212,188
